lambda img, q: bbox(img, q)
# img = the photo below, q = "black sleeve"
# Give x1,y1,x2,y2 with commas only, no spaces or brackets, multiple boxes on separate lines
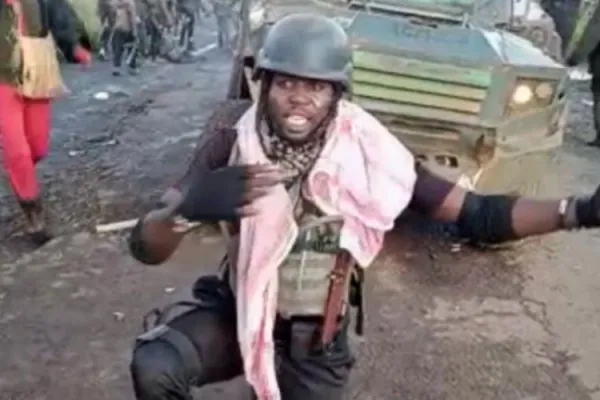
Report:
408,163,519,244
456,192,519,244
45,0,80,62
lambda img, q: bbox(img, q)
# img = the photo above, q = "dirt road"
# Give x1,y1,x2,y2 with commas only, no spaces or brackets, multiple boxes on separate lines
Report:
1,31,600,399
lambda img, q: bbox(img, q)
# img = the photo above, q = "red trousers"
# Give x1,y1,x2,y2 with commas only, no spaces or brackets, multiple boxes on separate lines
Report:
0,83,51,201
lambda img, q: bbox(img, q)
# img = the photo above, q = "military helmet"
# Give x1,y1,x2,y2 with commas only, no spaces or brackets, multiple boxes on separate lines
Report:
254,14,352,87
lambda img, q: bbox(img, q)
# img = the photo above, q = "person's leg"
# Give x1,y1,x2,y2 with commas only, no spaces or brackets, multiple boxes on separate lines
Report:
23,98,51,164
275,317,354,400
178,5,195,50
589,44,600,146
126,32,140,73
21,97,53,243
99,20,111,59
216,13,226,48
0,84,51,243
147,19,159,60
131,281,243,399
112,29,126,75
0,84,33,200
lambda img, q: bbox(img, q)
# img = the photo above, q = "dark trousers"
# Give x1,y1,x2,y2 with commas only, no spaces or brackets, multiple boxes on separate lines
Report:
99,20,112,53
177,5,195,47
590,44,600,141
146,19,162,60
215,12,231,48
112,29,138,69
130,277,354,400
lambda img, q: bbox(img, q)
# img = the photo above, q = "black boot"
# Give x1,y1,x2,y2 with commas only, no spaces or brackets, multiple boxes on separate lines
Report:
19,199,53,246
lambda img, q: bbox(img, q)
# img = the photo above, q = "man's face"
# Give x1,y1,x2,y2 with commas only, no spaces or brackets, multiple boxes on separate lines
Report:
267,73,335,144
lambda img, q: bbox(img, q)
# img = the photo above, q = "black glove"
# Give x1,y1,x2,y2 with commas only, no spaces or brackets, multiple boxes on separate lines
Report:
575,185,600,228
176,164,283,222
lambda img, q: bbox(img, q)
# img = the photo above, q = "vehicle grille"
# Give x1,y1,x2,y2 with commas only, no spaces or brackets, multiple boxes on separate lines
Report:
351,50,492,125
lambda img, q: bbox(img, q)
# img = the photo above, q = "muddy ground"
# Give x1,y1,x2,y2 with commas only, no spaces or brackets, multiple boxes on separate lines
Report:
1,23,600,399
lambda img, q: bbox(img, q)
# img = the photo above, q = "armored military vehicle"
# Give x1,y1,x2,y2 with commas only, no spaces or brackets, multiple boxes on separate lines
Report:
224,0,578,195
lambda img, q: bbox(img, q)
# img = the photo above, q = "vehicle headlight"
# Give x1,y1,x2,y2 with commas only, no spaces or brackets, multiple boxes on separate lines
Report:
534,82,554,100
511,84,534,105
248,5,265,30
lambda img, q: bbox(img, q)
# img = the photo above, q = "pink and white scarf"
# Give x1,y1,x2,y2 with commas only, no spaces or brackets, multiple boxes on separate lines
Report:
229,100,417,399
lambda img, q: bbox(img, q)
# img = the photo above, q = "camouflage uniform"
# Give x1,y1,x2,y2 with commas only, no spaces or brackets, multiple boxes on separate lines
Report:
175,0,203,50
108,0,139,74
142,0,174,59
97,0,114,58
212,0,236,48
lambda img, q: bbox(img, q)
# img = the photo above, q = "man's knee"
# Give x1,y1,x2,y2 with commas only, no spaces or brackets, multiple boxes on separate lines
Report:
131,340,191,400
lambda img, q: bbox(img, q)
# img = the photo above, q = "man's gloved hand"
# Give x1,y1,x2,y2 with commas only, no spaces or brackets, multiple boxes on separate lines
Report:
575,185,600,228
176,164,284,222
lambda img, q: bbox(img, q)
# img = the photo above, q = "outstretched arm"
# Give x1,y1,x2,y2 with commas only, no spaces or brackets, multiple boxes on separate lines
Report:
409,164,599,243
128,127,237,265
46,0,91,63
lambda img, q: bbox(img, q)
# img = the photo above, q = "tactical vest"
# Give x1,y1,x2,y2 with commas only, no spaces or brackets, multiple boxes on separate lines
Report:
277,200,347,317
224,187,362,322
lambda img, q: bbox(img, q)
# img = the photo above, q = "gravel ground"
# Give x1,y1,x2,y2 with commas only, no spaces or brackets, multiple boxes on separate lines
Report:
1,26,600,399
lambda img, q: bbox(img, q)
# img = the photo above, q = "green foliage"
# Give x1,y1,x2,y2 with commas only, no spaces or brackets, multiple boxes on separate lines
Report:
68,0,101,50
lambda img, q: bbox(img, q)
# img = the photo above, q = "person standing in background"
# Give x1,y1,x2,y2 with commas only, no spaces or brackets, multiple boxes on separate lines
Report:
587,43,600,147
109,0,139,76
142,0,174,60
0,0,91,245
97,0,114,60
212,0,236,49
175,0,207,52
